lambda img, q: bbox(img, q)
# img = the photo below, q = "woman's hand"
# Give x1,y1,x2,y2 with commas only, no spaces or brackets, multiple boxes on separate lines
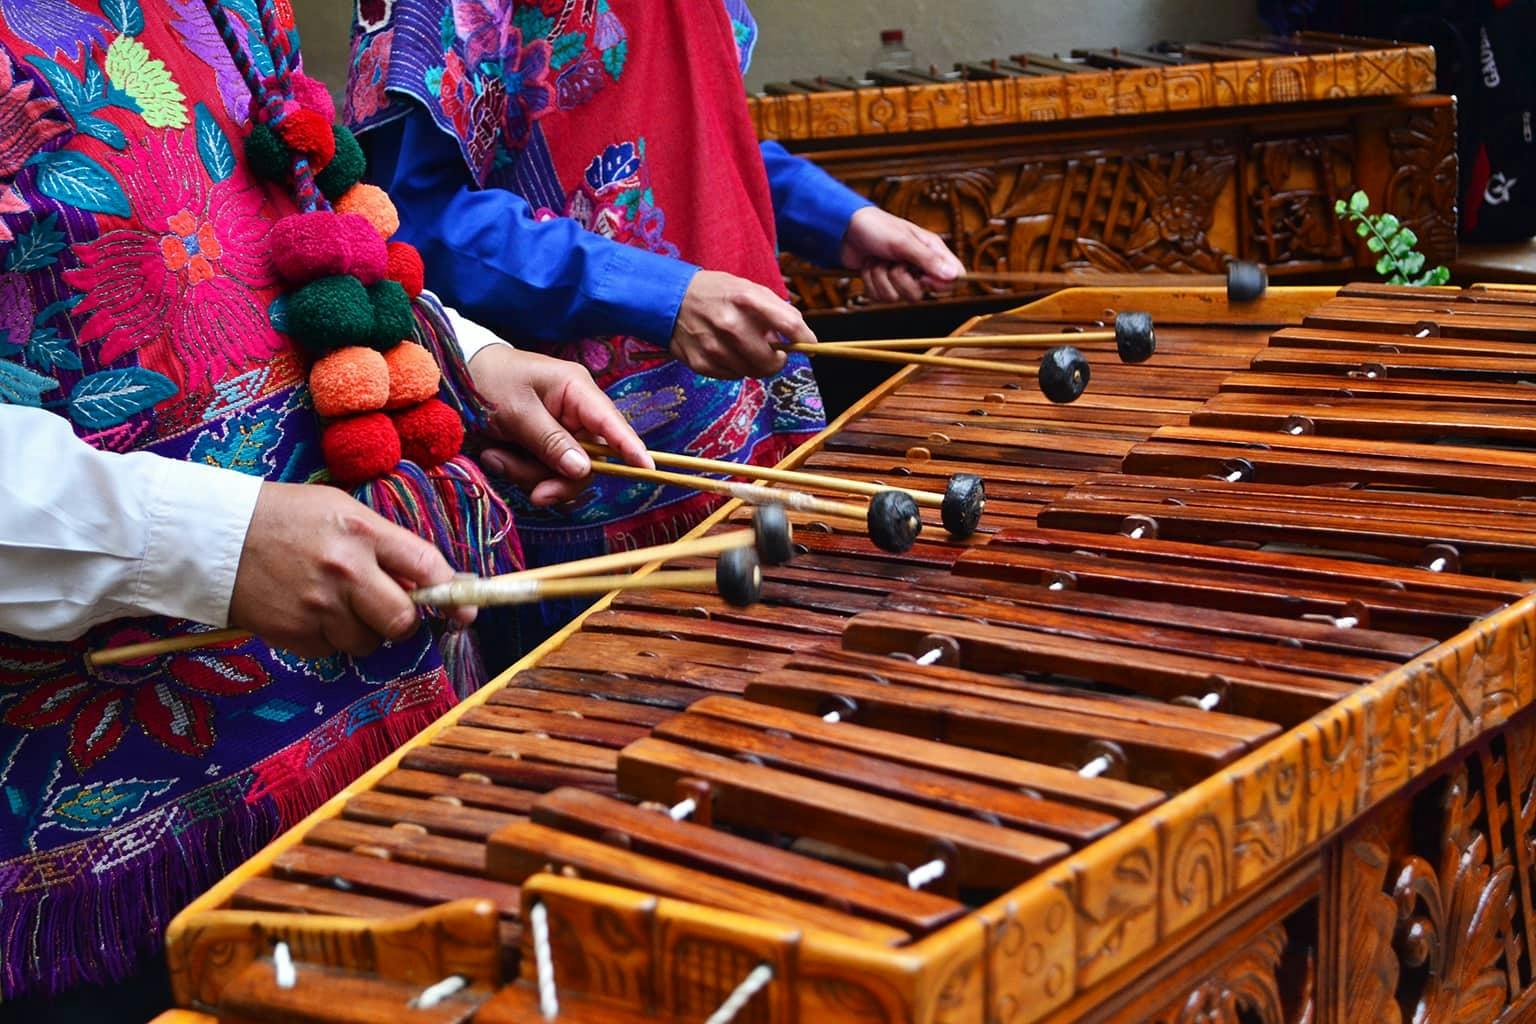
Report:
839,206,965,304
469,344,652,506
669,270,816,379
229,482,470,658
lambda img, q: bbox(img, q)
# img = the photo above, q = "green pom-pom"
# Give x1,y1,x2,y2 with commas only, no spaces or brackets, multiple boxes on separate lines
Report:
368,279,414,351
316,125,366,201
287,275,374,356
245,123,291,182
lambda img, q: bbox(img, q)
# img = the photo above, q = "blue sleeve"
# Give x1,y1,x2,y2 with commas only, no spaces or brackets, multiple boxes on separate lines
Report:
759,141,872,269
364,108,699,346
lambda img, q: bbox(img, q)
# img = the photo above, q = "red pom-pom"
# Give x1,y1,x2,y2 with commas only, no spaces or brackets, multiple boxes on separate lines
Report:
268,212,387,286
385,241,425,298
276,108,336,169
290,73,337,123
392,398,464,469
321,412,401,485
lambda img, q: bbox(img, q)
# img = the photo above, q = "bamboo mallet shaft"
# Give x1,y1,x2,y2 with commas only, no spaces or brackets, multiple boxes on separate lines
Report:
805,332,1112,351
583,442,946,509
782,343,1038,376
587,459,873,522
87,628,250,668
412,569,720,607
87,530,764,667
412,529,757,604
960,269,1227,288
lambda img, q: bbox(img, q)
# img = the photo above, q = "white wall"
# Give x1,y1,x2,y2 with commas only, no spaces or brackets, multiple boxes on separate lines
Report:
743,0,1264,91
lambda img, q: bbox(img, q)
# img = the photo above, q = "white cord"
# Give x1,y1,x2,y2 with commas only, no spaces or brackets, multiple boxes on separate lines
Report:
1334,615,1358,629
272,941,295,990
916,647,944,666
1048,580,1065,591
668,797,697,821
530,901,559,1019
1415,327,1432,338
1197,691,1221,711
704,963,775,1024
1127,525,1146,539
1287,424,1305,435
1427,556,1448,573
413,975,467,1009
906,858,947,889
822,710,842,723
1224,468,1245,482
1079,754,1112,778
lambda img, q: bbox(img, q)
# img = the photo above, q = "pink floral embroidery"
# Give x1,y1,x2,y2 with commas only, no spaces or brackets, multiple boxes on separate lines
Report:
64,129,283,393
0,635,271,772
0,51,70,243
345,27,392,122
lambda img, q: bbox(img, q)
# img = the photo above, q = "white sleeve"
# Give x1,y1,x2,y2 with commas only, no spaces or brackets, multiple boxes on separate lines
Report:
0,406,263,641
436,297,513,365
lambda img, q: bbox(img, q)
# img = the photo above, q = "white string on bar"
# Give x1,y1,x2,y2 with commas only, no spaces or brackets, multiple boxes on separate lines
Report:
272,941,296,990
907,858,947,889
704,963,775,1024
530,901,558,1020
412,975,467,1009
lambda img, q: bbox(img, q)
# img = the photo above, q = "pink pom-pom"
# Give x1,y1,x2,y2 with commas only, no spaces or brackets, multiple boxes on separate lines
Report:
290,73,337,123
269,211,388,286
336,214,388,284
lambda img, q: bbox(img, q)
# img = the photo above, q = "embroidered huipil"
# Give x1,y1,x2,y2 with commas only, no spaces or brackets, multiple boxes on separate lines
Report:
0,2,514,999
348,0,870,607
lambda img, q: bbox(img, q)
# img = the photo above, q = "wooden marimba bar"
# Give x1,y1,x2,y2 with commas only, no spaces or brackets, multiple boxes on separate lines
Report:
160,284,1536,1024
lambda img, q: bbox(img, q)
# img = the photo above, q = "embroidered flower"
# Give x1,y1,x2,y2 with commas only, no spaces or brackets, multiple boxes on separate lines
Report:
65,129,283,393
555,57,604,110
346,28,392,122
0,636,271,772
583,141,640,194
0,52,70,243
105,35,189,129
159,209,222,285
494,27,552,148
355,0,394,33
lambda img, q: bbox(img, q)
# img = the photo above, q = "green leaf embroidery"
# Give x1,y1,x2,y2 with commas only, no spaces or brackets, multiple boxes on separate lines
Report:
33,295,83,326
4,214,67,273
73,112,126,149
602,40,628,80
28,150,131,218
194,103,235,182
0,360,60,406
25,326,82,372
550,32,587,70
67,367,176,428
512,6,554,40
25,56,89,113
102,0,145,35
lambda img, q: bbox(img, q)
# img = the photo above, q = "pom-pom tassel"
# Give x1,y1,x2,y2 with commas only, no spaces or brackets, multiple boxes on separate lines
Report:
352,457,521,578
410,293,494,431
438,625,488,699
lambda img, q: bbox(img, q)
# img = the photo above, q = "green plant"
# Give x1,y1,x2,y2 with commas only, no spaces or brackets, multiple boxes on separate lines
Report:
1333,190,1450,286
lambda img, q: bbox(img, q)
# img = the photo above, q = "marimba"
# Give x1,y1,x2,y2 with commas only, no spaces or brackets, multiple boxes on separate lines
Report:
160,283,1536,1024
753,34,1457,315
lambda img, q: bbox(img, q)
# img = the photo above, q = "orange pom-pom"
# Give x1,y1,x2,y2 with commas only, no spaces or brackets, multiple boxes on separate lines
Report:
383,341,440,409
309,346,389,418
321,412,401,485
386,241,425,298
393,398,464,468
276,108,335,169
335,183,399,240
